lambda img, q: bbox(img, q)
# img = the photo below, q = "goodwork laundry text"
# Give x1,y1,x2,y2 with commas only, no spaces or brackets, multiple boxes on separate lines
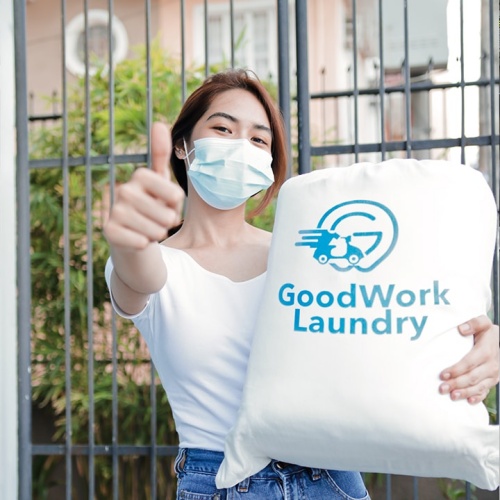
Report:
278,280,451,341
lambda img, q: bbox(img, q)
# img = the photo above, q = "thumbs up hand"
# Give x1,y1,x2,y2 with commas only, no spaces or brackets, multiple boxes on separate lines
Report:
104,122,185,250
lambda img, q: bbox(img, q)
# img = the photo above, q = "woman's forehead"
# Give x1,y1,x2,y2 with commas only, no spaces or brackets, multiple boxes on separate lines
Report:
205,89,270,127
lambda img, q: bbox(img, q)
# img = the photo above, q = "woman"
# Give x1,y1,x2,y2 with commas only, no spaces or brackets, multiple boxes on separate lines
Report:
104,70,499,499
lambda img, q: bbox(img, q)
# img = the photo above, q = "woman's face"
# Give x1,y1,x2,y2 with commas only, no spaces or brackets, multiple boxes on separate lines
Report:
187,88,273,155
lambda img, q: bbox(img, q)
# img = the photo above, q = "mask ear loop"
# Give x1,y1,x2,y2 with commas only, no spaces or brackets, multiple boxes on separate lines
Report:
183,138,195,169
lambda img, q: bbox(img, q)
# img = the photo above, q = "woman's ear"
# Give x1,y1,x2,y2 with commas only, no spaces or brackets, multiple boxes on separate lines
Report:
175,147,187,159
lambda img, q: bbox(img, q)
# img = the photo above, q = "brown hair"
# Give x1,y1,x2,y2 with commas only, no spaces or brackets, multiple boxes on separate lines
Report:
170,69,288,215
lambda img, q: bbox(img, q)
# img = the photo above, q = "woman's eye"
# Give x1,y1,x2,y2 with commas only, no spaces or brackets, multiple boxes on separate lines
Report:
252,137,267,145
214,126,230,133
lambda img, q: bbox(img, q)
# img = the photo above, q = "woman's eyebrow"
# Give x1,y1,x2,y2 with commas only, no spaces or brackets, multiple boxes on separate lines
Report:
207,112,272,135
207,111,237,123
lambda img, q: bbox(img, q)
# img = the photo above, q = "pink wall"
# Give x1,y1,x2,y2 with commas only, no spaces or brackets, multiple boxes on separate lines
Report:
26,0,160,114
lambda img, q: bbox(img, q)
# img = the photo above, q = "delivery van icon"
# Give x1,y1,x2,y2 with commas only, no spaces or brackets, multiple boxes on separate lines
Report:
295,200,398,272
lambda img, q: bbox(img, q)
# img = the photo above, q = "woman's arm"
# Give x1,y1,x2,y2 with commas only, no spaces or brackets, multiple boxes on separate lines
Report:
104,123,184,314
439,315,499,404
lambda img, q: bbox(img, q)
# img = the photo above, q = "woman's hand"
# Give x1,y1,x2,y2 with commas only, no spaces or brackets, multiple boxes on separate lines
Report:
104,122,185,250
439,315,499,404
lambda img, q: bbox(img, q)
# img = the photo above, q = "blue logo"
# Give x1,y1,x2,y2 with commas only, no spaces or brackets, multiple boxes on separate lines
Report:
295,200,398,272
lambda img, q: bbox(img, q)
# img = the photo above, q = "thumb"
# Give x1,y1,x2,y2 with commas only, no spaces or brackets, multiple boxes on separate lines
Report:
151,121,172,179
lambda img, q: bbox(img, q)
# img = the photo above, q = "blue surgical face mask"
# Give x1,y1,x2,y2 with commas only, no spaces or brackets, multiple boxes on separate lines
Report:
184,137,274,210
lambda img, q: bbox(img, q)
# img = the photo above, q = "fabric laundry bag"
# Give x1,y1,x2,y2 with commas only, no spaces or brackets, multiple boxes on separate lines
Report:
216,159,500,490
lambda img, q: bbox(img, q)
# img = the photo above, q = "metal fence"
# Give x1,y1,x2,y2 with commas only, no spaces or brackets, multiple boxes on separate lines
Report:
15,0,499,498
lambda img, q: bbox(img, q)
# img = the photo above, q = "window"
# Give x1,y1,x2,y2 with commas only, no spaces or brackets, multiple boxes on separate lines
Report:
65,9,128,76
194,1,277,80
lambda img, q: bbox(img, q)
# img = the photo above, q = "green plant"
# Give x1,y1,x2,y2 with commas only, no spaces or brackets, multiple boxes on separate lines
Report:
438,478,477,500
32,456,60,500
484,387,498,424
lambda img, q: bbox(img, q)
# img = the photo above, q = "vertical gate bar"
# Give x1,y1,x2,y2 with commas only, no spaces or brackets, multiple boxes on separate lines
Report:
412,476,419,500
14,0,32,497
229,0,235,68
402,0,412,158
181,0,187,103
487,0,498,204
145,0,152,165
378,0,386,161
277,0,292,178
106,1,119,498
295,0,311,175
60,0,73,497
459,0,466,164
83,2,96,497
149,363,158,500
487,0,498,304
385,473,392,500
204,0,209,77
465,482,471,500
487,0,499,426
460,0,470,484
111,305,119,500
321,68,326,167
145,0,158,496
351,0,359,162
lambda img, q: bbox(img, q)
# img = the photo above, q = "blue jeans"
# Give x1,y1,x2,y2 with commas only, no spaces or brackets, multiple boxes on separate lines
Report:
174,448,370,500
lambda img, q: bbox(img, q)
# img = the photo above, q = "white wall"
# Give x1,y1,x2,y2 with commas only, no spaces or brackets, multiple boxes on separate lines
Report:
0,0,19,497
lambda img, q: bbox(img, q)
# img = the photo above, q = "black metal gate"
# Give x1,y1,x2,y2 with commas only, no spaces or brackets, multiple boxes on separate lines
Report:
14,0,499,498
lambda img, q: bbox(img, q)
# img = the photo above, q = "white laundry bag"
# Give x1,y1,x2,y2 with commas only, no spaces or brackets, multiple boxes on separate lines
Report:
216,159,499,490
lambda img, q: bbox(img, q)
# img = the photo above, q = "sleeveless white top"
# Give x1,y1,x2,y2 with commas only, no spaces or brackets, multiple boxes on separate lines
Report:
105,245,266,451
